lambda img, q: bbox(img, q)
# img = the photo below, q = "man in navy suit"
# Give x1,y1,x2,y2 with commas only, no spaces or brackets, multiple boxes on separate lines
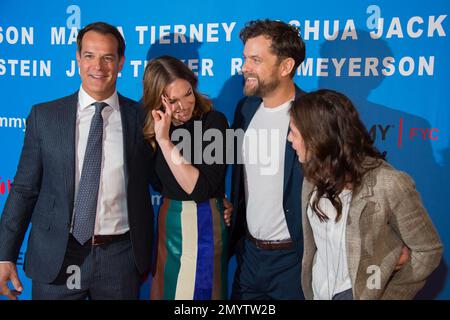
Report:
229,19,306,300
0,22,155,299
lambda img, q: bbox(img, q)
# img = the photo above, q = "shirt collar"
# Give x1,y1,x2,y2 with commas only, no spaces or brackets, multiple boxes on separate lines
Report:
260,98,293,112
78,86,120,111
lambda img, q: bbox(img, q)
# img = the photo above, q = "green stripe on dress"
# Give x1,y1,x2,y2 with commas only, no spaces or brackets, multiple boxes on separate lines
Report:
163,199,183,300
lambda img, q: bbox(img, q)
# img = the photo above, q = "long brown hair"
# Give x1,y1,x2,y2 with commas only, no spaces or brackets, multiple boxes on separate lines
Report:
290,89,384,222
142,55,212,150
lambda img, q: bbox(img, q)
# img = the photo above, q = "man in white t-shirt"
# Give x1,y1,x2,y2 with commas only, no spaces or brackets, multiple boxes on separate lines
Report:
228,19,410,301
229,19,306,299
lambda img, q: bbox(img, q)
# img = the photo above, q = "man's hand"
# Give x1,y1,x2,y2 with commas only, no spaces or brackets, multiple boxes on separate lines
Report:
222,197,233,227
394,246,410,271
0,262,23,300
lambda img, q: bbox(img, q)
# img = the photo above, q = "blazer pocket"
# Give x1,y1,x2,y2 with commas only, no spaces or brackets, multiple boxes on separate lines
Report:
31,194,56,230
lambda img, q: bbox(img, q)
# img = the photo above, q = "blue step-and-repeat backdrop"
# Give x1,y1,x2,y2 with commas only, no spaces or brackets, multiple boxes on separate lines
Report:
0,0,449,299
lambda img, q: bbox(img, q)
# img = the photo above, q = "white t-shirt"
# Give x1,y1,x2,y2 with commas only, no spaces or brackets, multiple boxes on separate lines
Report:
242,100,292,241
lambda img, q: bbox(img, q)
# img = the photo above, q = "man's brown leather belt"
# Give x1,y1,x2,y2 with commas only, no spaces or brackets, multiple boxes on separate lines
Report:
246,232,294,250
91,232,130,246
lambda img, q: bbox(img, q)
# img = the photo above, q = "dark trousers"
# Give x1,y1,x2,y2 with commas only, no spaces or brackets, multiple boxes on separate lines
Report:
231,238,304,300
32,234,141,300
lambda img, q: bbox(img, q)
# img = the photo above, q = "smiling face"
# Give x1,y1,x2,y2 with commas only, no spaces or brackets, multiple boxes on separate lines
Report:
164,78,196,125
287,119,308,163
242,35,282,98
76,30,124,101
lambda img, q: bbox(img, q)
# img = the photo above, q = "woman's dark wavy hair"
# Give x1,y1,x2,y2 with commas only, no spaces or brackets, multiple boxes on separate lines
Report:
290,89,384,222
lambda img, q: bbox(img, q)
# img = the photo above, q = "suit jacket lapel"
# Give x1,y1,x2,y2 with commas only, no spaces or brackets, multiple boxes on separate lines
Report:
118,94,136,185
58,92,78,215
345,171,375,292
301,179,315,300
283,85,305,194
242,97,261,131
301,179,314,223
283,145,296,193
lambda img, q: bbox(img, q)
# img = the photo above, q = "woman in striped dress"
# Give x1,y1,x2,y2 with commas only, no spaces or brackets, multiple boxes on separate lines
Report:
142,56,229,300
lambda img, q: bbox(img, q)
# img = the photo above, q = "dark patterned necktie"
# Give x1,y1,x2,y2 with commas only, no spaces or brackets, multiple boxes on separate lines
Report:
72,102,108,245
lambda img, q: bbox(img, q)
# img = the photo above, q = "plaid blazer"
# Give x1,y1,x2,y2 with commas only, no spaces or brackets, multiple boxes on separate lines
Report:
301,158,443,300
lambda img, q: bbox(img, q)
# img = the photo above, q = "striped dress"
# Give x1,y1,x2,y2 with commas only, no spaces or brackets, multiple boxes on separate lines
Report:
150,197,228,300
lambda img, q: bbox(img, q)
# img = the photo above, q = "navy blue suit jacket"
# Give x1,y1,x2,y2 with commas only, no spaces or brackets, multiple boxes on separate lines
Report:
229,86,305,258
0,92,155,283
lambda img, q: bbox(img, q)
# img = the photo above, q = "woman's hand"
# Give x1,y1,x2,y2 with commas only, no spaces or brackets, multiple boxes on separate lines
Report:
152,95,173,144
394,245,410,271
223,197,233,227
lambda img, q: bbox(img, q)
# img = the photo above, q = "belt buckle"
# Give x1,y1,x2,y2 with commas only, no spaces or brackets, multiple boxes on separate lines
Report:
257,239,272,249
92,235,107,246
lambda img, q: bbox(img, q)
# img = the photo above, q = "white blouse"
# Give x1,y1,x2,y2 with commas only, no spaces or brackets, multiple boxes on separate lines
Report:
307,189,353,300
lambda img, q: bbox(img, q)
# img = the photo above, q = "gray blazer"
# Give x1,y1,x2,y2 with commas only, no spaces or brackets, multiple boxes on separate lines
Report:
301,158,443,299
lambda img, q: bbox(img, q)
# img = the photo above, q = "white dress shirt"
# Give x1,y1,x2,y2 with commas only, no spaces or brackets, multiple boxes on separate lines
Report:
72,87,129,236
308,189,353,300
